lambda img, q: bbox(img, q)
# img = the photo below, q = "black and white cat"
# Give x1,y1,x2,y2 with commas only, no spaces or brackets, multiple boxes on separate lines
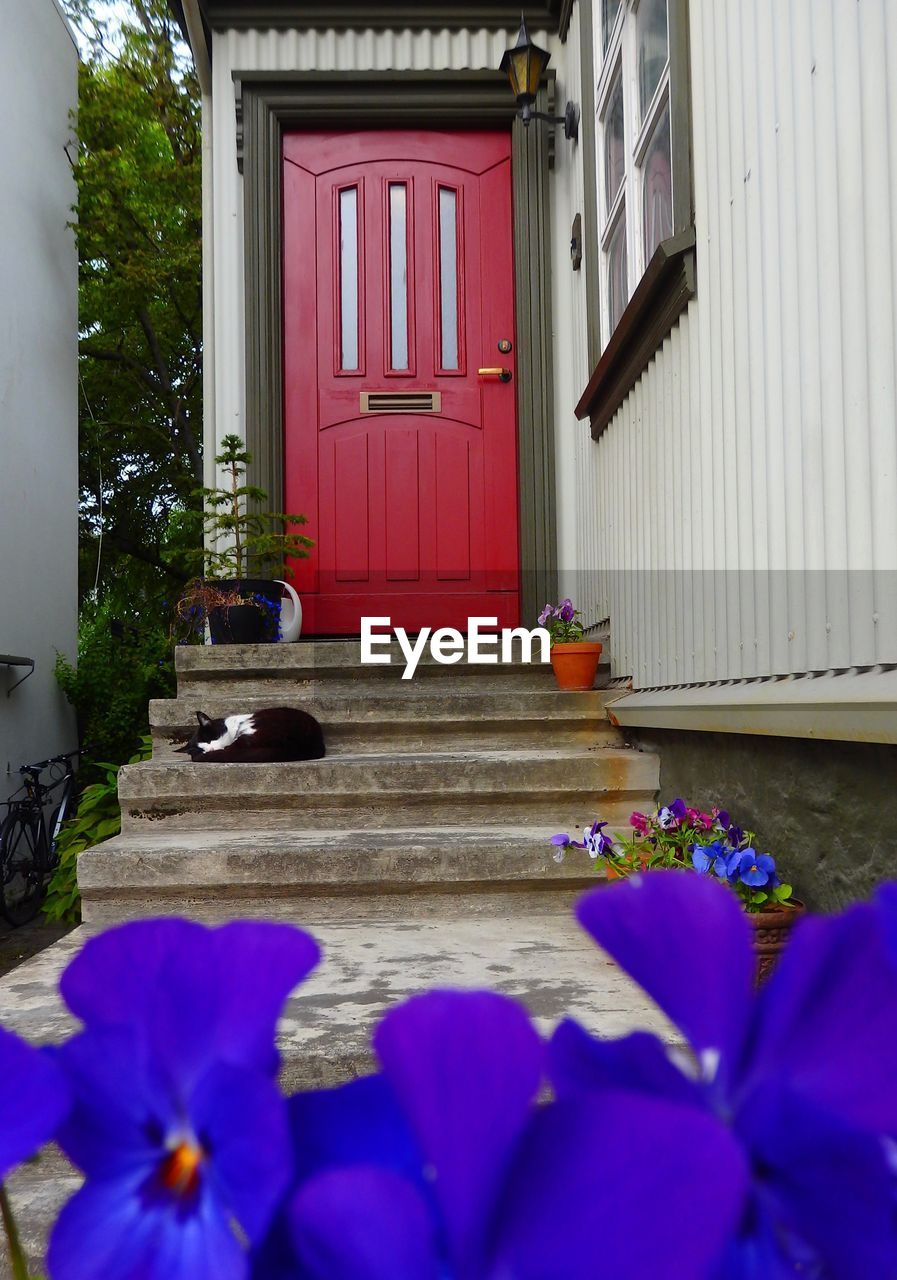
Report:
176,708,325,763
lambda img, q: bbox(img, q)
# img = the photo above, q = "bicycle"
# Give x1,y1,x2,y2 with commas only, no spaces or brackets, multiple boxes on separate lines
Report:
0,747,86,926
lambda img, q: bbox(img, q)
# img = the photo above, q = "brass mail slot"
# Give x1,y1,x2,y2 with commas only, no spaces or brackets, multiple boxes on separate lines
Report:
360,391,442,414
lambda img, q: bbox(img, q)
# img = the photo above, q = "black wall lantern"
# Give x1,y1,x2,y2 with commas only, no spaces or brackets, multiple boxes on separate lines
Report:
500,16,579,141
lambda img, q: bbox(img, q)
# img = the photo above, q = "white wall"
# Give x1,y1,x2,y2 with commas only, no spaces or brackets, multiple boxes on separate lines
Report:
548,4,593,612
0,0,78,796
578,0,897,687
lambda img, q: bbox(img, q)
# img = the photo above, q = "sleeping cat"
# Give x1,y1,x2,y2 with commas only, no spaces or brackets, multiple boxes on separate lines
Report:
176,708,325,763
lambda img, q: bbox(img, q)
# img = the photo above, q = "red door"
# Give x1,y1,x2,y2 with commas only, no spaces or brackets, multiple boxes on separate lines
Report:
283,130,519,635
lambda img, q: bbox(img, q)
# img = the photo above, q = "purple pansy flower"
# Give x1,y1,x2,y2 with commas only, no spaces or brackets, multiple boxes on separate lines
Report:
276,990,747,1279
657,798,688,830
583,820,613,859
0,1026,70,1179
537,604,555,626
558,598,576,623
691,841,729,878
550,872,897,1276
550,832,573,863
715,810,731,832
48,919,320,1280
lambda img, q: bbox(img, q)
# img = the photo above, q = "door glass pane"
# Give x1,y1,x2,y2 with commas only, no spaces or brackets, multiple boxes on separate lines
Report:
602,0,622,52
608,213,628,333
604,74,625,211
638,0,669,118
642,102,673,261
339,187,358,370
389,184,409,371
438,187,459,371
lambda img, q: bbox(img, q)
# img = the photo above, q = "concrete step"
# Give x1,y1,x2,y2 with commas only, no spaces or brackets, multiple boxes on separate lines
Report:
77,825,616,924
0,906,670,1273
117,748,658,832
149,688,621,757
174,640,611,694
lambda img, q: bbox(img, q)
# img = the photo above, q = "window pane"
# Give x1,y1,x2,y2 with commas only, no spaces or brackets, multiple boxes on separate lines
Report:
389,184,408,371
339,187,358,370
438,187,459,371
602,0,622,52
638,0,669,118
604,74,625,211
642,103,673,261
608,214,628,332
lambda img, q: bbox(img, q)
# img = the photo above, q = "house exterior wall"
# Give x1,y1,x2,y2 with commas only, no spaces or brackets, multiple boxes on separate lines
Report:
551,1,594,611
0,0,78,800
579,0,897,689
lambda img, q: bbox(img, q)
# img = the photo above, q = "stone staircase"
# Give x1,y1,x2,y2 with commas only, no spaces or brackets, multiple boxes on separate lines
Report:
78,640,658,924
0,638,665,1271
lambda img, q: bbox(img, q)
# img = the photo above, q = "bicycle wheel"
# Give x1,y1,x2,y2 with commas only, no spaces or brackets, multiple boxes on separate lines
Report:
0,809,46,926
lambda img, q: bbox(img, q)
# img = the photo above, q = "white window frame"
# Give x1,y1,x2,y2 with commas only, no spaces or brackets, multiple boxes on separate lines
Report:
594,0,673,350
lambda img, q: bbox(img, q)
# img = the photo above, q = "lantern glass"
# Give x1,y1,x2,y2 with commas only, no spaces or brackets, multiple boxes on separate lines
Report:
500,18,551,107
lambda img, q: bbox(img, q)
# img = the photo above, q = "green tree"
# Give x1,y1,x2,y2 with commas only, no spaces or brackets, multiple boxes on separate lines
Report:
64,0,202,601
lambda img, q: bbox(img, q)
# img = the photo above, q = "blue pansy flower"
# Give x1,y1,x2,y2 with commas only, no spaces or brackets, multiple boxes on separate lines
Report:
727,849,776,888
0,1026,70,1178
691,840,729,878
266,990,746,1279
48,919,320,1280
549,872,897,1277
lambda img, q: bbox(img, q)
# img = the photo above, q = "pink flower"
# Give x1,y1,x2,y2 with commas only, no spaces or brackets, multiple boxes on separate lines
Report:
630,812,650,836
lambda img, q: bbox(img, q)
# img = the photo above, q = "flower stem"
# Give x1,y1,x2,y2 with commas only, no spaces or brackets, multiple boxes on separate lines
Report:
0,1184,30,1280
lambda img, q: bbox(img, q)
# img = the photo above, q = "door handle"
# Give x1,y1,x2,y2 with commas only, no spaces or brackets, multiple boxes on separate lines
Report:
477,367,513,383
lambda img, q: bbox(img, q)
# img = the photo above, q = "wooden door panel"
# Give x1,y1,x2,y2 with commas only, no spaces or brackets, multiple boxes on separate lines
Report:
331,434,370,583
385,429,420,582
435,435,471,582
283,129,519,633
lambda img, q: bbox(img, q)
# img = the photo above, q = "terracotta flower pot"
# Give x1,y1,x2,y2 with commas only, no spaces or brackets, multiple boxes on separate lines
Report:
550,642,603,691
605,850,651,881
748,901,806,985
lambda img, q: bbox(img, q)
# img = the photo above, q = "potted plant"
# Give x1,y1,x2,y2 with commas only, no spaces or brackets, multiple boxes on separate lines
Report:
551,799,805,982
538,599,603,690
174,580,280,645
180,434,314,644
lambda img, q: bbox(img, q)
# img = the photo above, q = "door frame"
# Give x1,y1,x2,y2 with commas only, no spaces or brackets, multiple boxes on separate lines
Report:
234,69,558,622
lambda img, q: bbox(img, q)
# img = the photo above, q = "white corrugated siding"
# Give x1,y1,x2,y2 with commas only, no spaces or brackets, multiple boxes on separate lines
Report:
552,2,593,600
208,24,557,476
579,0,897,687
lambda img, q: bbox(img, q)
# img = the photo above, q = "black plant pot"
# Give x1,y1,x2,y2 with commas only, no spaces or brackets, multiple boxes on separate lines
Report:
208,604,272,644
207,579,282,645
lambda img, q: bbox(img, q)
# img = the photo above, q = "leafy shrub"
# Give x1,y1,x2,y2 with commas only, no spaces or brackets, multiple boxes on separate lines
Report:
55,598,174,780
43,738,152,924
